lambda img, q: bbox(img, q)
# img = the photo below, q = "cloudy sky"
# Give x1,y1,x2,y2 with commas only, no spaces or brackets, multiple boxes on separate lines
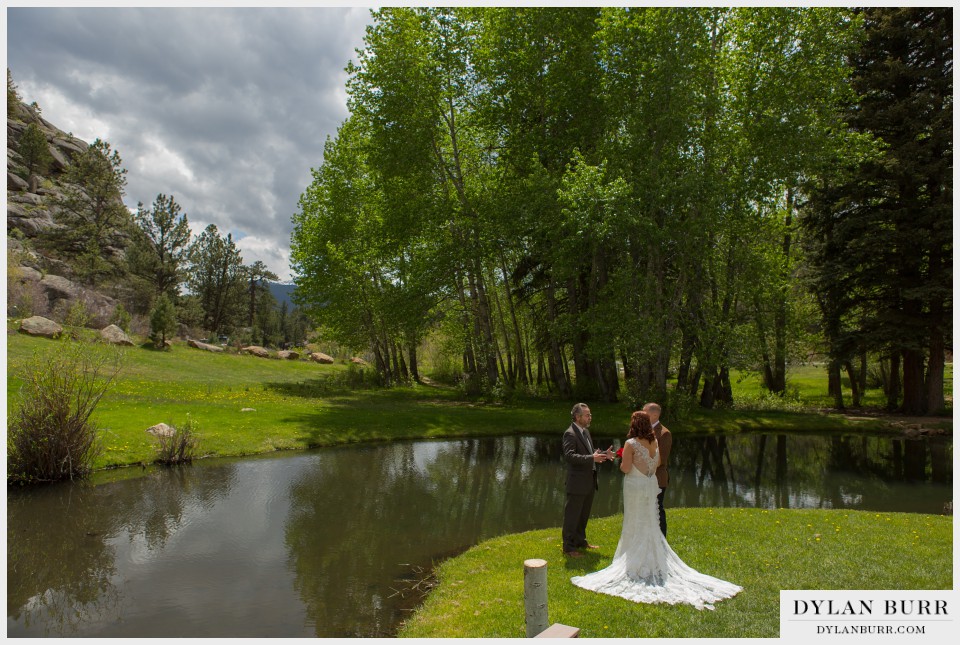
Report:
7,5,375,282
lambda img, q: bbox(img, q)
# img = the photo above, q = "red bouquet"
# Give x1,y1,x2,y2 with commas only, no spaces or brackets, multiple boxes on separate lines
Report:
616,447,624,458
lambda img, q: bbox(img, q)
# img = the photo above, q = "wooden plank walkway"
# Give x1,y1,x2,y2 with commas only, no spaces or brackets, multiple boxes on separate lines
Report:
535,623,580,638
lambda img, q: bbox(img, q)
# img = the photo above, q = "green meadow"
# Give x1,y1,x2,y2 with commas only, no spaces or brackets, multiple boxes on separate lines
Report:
398,508,953,638
5,330,950,471
6,330,953,638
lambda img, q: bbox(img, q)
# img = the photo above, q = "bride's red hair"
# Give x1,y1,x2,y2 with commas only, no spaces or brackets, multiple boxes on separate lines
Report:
627,410,655,442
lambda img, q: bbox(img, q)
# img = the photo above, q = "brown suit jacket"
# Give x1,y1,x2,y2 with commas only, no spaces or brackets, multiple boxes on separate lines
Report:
654,422,671,488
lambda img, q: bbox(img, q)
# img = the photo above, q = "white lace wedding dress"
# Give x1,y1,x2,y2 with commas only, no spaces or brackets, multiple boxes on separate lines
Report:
570,438,742,610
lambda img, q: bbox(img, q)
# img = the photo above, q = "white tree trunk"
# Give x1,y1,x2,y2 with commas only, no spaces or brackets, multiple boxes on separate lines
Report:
523,559,549,637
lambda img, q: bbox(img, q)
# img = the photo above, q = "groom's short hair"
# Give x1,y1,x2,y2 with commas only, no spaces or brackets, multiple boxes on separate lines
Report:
571,402,589,420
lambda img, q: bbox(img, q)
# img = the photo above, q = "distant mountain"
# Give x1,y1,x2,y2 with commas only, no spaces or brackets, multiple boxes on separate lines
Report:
267,281,298,309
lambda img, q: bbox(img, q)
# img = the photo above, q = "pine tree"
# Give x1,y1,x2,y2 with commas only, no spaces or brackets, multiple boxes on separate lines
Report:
801,7,952,414
149,292,178,349
44,138,130,285
128,193,191,310
8,68,21,118
19,123,54,179
185,224,247,335
245,260,279,328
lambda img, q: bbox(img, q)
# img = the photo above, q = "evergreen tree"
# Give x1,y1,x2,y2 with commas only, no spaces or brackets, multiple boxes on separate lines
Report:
185,224,247,336
45,138,130,285
8,68,21,118
801,7,952,414
149,292,178,349
127,193,191,311
18,123,53,178
253,290,281,347
286,306,312,348
244,260,279,328
277,300,289,346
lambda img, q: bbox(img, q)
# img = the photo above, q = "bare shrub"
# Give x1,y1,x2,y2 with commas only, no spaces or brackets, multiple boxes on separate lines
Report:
64,298,91,329
154,417,199,465
8,342,122,484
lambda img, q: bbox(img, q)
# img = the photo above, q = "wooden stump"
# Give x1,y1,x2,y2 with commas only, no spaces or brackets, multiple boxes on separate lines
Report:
523,558,549,637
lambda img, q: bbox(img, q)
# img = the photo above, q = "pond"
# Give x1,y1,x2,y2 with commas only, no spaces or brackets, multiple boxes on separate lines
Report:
6,431,952,637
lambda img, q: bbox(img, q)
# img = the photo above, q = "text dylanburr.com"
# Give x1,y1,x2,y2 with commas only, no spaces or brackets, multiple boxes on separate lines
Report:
780,590,956,642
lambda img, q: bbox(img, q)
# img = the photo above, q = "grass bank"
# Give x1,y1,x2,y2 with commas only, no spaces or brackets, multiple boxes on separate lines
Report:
398,508,953,638
5,331,950,471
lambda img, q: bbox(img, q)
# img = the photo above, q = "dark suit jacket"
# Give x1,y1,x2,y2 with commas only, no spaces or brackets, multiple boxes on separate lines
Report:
562,423,597,494
654,422,671,488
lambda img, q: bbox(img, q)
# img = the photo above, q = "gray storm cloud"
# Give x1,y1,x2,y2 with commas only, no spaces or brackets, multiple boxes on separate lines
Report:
7,6,373,281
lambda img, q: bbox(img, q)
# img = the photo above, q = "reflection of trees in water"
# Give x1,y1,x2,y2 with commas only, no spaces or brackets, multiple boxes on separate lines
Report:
285,442,461,637
929,441,950,484
8,432,950,638
669,434,951,511
284,436,621,637
108,465,235,550
7,466,235,636
7,484,120,635
825,435,951,484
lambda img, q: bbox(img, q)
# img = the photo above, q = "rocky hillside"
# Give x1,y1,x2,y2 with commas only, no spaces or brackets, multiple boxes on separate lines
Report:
7,99,129,327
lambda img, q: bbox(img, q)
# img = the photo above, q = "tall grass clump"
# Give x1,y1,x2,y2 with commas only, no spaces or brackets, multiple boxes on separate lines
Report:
731,388,808,412
7,342,122,484
154,417,199,465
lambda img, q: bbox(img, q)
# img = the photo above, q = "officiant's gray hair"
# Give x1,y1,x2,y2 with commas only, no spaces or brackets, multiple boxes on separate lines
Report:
571,402,589,420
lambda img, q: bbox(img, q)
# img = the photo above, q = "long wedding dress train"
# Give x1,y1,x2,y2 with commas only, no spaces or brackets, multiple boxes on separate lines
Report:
570,439,742,610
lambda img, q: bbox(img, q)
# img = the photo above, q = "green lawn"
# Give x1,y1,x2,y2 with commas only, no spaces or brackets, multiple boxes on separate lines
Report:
5,330,950,470
6,331,953,638
730,362,953,411
398,508,953,638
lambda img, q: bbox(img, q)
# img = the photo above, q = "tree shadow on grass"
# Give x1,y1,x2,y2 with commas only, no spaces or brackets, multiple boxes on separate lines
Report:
263,374,381,398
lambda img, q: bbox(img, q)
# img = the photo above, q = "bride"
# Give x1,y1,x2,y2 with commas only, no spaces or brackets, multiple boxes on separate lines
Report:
571,411,742,610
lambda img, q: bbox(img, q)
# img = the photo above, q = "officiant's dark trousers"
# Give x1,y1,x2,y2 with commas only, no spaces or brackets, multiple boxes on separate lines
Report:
563,487,595,551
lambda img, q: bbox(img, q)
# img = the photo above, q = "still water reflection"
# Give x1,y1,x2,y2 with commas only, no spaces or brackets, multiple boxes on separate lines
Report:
7,432,952,637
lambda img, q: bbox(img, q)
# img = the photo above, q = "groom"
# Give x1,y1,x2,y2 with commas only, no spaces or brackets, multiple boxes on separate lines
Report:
644,402,672,537
562,403,614,557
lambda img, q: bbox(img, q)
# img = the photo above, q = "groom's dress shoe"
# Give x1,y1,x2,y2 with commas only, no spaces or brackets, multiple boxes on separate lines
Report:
564,550,583,558
584,544,599,549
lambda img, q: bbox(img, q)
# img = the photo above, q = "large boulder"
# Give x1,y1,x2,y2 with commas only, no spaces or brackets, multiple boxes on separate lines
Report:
241,345,271,358
350,357,369,366
277,350,300,360
8,192,44,207
7,199,57,236
51,135,86,157
9,264,42,283
146,423,175,438
19,315,62,338
187,339,224,352
7,171,29,191
47,145,70,172
39,273,80,302
309,352,334,364
100,324,134,346
37,274,117,326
